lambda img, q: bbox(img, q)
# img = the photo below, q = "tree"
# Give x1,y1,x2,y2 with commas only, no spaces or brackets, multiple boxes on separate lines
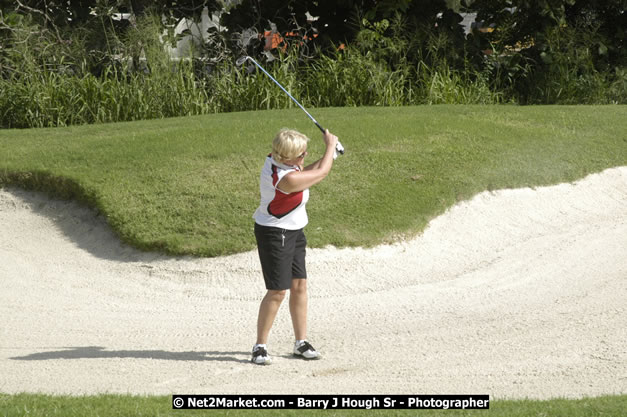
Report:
564,0,627,68
469,0,626,102
0,0,226,75
220,0,383,56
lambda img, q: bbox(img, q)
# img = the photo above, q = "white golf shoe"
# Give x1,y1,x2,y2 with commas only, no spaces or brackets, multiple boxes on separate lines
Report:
251,345,272,365
293,341,321,360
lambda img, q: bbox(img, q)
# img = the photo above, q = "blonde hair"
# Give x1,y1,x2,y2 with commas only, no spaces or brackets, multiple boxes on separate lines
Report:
272,129,309,163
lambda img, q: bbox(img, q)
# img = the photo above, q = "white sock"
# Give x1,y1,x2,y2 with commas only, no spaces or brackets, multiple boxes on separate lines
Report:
253,343,267,350
295,340,306,346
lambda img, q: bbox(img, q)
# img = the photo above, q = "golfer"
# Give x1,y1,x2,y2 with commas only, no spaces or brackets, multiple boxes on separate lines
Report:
251,128,339,365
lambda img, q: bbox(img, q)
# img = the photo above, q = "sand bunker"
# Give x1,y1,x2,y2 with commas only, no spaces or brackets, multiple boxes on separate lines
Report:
1,167,626,399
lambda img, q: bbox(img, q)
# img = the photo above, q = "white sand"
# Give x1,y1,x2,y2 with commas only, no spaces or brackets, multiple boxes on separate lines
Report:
0,167,626,399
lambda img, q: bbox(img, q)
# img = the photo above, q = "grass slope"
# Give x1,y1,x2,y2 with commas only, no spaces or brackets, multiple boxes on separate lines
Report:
1,105,626,256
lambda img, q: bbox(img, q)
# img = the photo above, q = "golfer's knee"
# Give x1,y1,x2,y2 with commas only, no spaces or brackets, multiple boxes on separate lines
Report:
267,289,287,302
290,279,307,295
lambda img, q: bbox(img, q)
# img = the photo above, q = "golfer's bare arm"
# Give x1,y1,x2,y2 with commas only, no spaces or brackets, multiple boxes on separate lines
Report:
278,131,338,193
303,155,328,171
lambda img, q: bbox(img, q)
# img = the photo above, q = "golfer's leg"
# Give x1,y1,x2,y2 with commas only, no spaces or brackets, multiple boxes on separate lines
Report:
289,278,308,341
256,290,286,345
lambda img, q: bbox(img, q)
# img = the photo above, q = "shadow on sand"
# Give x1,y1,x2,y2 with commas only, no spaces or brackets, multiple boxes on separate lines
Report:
10,346,250,364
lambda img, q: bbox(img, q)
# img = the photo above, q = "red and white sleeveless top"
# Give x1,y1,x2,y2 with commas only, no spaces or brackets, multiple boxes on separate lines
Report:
253,155,309,230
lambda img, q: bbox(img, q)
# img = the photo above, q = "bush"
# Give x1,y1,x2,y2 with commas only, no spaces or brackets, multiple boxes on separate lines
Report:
0,8,624,129
515,24,627,104
0,13,211,128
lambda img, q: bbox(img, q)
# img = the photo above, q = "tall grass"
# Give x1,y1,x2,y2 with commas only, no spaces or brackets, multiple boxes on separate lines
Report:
303,47,413,107
1,44,499,129
0,13,211,128
0,65,211,128
1,13,624,129
206,54,300,113
417,61,504,104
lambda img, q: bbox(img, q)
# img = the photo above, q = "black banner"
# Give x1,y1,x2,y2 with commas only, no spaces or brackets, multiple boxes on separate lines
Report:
172,395,489,410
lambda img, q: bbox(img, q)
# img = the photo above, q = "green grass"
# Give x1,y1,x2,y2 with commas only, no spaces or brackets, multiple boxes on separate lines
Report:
1,393,626,416
1,105,626,256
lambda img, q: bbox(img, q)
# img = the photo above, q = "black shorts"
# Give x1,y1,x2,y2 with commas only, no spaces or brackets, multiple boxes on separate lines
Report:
254,223,307,290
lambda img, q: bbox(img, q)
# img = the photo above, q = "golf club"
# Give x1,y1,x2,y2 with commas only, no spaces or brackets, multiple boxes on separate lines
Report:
236,55,345,158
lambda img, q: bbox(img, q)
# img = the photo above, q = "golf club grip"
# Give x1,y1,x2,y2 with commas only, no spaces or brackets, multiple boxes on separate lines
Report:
317,123,345,156
335,141,345,155
314,122,325,133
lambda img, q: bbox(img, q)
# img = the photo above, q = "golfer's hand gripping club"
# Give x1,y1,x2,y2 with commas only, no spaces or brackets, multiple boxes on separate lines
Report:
314,122,344,160
334,141,345,160
320,128,342,160
237,55,345,158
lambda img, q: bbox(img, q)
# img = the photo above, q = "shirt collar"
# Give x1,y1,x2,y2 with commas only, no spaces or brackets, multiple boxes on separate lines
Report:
271,156,300,171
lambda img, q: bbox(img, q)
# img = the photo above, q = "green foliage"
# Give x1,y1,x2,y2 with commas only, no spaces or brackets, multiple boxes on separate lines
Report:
303,46,412,107
355,13,409,68
417,61,503,104
471,0,626,103
0,0,625,129
0,12,212,128
207,53,301,113
522,23,621,104
608,67,627,103
0,65,212,128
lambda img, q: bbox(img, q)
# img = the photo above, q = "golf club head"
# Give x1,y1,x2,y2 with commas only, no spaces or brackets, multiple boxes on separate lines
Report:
235,56,250,66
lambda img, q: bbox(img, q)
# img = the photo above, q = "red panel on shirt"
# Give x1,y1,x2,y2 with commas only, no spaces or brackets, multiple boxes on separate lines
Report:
268,165,303,218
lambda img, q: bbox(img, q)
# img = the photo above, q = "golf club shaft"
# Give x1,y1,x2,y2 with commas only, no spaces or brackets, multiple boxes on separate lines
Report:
243,56,344,155
246,57,323,131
